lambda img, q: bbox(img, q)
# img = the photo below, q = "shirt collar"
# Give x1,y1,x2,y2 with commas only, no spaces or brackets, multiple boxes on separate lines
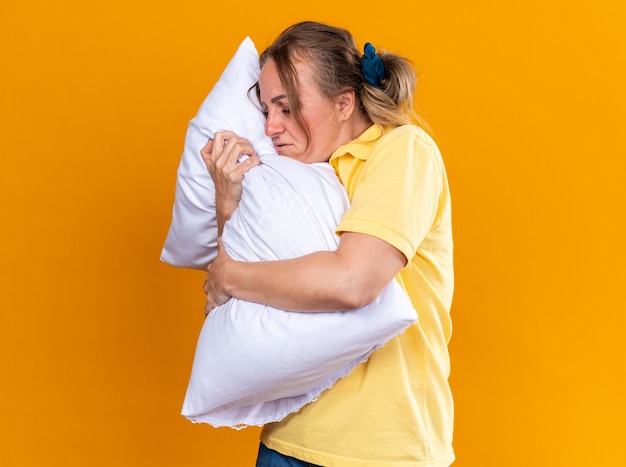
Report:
330,124,383,161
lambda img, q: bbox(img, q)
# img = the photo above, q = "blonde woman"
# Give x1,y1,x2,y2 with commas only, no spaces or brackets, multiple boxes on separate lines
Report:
202,21,454,467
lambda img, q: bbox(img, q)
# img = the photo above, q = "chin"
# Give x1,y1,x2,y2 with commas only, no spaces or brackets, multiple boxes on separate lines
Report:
277,148,304,161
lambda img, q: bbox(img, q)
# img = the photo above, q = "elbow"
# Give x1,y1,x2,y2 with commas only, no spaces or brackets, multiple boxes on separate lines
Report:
338,284,382,311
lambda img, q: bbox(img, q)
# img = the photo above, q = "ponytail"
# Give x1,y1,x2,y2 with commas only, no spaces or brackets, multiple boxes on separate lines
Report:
359,46,430,131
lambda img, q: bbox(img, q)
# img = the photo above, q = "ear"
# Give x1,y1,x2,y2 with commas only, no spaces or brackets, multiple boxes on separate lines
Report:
336,91,356,120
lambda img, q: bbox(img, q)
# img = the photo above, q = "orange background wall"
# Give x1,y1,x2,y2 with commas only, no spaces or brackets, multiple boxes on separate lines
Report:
1,1,624,465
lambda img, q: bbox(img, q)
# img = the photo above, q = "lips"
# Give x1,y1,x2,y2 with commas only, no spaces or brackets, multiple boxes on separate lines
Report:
273,141,289,153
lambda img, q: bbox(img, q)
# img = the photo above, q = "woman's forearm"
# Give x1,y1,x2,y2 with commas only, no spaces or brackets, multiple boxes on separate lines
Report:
218,232,406,312
200,133,260,236
222,252,364,311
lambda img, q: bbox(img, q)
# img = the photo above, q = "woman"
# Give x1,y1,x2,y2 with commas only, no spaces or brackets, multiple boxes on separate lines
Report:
202,21,454,467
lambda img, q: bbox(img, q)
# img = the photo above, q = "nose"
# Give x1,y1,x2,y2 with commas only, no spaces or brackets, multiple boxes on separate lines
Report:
264,108,284,137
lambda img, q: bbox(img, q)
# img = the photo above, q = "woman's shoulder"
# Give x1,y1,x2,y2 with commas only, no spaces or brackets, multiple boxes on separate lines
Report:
382,124,436,144
378,124,442,159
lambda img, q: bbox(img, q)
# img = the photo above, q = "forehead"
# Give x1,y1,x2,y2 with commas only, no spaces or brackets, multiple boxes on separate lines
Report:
259,58,319,101
258,60,282,92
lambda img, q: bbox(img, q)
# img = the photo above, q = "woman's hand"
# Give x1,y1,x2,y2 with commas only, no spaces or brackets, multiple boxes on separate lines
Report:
201,131,260,235
204,238,234,316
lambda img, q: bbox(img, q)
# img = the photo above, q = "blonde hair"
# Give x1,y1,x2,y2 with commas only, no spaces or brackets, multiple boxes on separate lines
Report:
256,21,430,138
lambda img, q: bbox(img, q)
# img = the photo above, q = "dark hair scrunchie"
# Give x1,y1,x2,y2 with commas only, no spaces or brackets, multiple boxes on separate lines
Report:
361,42,385,88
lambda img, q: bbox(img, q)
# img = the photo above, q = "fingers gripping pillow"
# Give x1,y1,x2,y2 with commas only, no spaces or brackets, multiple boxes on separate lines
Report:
162,37,418,428
182,155,418,428
160,37,274,270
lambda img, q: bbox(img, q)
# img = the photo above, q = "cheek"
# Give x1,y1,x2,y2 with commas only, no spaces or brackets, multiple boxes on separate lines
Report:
289,122,308,145
308,115,333,145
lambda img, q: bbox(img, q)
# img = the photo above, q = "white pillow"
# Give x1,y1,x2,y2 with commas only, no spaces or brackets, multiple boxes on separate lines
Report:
182,155,417,428
160,37,274,270
161,37,418,428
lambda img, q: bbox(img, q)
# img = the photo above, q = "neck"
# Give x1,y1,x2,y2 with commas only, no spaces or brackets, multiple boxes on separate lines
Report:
345,114,373,142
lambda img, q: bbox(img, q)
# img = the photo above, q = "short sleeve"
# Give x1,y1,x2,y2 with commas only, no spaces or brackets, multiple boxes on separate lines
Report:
336,127,446,262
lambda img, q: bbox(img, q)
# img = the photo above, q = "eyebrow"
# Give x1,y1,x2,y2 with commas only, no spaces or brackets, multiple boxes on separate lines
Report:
270,94,288,104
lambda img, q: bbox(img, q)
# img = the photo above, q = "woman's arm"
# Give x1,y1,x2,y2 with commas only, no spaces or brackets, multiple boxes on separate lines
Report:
200,131,260,235
204,231,406,314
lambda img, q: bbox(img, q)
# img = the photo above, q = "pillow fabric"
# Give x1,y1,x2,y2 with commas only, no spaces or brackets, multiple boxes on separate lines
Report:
161,37,418,428
160,37,274,270
182,155,417,428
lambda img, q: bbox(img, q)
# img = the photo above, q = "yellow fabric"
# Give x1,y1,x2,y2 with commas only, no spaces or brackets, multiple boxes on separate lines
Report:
261,124,455,467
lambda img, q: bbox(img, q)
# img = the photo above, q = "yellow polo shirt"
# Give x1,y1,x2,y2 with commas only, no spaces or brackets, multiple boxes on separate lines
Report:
261,124,455,467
